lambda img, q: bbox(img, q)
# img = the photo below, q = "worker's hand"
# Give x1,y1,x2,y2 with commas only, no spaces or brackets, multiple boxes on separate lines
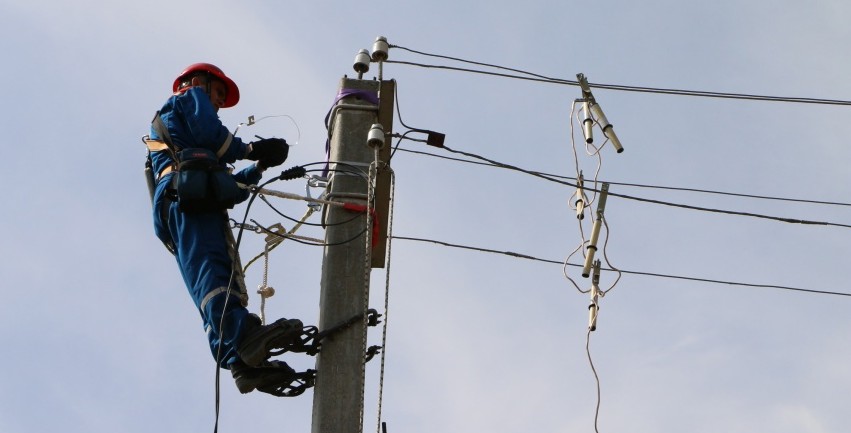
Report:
247,138,289,169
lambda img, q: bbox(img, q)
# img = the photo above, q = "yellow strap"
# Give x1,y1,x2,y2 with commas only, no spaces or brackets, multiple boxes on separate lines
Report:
158,166,175,181
145,139,175,181
145,139,169,152
216,133,234,158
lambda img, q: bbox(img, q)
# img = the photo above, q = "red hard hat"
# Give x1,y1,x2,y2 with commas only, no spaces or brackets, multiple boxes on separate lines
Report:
173,63,240,108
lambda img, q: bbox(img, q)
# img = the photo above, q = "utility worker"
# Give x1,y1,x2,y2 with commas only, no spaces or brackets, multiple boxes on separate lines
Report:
146,63,304,395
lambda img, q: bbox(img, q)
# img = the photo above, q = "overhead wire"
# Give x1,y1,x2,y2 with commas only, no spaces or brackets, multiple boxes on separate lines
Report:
383,43,851,433
436,144,851,229
390,235,851,298
393,145,851,208
386,78,850,209
387,45,851,107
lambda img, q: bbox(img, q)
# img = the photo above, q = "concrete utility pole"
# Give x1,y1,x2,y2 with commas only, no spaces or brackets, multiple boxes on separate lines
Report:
311,77,381,433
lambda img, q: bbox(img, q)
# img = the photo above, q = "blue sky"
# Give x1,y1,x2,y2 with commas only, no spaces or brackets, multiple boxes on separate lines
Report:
2,1,850,432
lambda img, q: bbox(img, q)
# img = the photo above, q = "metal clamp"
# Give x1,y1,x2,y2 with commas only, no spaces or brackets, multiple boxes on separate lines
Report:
230,218,262,233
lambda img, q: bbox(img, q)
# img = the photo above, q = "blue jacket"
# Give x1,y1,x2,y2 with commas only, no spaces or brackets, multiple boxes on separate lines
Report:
149,85,260,368
149,86,262,191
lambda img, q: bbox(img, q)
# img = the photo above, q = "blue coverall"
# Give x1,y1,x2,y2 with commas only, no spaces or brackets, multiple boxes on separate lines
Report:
149,86,262,368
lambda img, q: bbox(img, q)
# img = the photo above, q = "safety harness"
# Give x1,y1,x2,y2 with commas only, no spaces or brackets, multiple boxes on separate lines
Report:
144,112,249,307
143,113,177,254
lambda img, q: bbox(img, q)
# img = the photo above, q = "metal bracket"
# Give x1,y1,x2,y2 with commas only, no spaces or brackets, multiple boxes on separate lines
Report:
577,73,595,102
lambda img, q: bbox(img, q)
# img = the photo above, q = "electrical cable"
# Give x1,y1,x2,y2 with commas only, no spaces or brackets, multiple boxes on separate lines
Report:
387,80,438,164
386,45,851,106
386,66,851,209
389,130,428,162
258,194,362,228
438,145,851,229
391,146,851,208
390,235,851,298
253,218,368,247
213,170,275,433
212,164,311,432
586,326,602,433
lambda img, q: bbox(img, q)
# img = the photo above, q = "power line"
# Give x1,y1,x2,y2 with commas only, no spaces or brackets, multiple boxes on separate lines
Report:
387,45,851,107
394,146,851,208
391,235,851,298
435,144,851,229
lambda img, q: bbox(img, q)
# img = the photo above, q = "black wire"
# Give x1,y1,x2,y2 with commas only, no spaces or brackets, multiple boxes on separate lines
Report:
393,78,421,131
258,194,362,227
303,161,366,172
439,145,851,229
252,219,369,247
391,44,563,83
389,130,429,162
394,146,851,208
305,167,369,179
213,173,285,432
391,235,851,297
387,45,851,106
387,84,851,216
301,161,372,181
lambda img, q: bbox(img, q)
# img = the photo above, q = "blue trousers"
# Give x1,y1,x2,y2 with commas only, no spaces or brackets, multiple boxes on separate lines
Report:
153,175,252,368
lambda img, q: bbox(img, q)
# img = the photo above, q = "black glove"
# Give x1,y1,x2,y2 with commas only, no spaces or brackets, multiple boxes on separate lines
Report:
247,138,289,169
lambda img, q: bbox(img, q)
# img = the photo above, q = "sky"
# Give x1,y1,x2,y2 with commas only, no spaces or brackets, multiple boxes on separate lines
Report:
2,1,850,432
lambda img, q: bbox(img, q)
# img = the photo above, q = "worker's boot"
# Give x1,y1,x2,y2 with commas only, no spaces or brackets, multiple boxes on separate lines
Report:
231,360,296,394
237,316,304,367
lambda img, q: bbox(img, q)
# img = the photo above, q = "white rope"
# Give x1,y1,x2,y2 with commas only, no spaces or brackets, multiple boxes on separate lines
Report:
242,207,317,272
240,206,317,324
257,241,275,325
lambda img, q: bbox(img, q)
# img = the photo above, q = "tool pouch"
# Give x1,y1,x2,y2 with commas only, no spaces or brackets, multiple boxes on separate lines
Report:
176,148,239,212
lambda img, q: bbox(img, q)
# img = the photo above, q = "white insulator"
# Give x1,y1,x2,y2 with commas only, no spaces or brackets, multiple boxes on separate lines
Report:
576,199,586,220
590,102,609,129
589,260,601,331
588,294,599,331
582,219,602,277
588,219,602,251
604,126,624,153
353,49,371,74
367,123,386,149
372,36,389,61
582,100,594,144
